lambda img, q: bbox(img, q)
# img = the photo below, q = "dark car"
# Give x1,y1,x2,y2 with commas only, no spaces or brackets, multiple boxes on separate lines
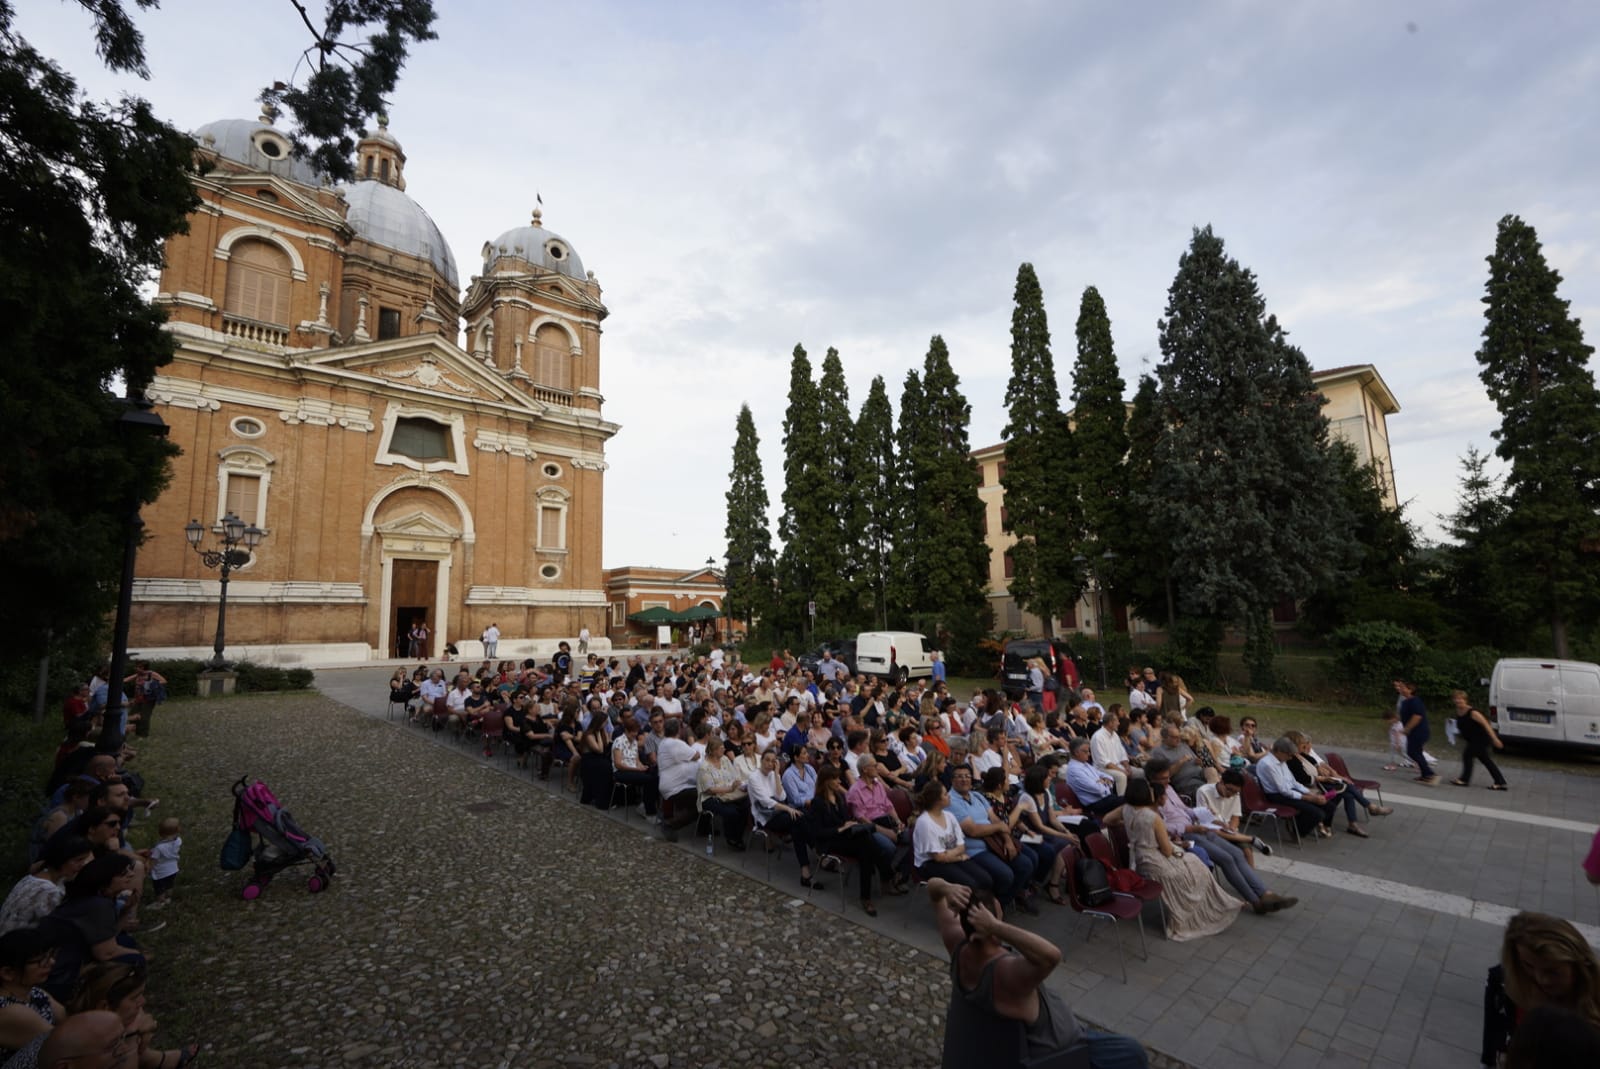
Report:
798,640,857,677
999,637,1082,700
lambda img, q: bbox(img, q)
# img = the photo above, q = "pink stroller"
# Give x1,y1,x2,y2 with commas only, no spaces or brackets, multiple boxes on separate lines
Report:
227,776,336,899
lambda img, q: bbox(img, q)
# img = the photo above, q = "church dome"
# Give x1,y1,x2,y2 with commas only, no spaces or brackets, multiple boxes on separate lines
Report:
485,208,588,282
192,115,322,186
340,180,459,288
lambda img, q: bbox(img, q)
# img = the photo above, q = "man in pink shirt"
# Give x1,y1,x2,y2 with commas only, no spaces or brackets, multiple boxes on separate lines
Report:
846,758,907,847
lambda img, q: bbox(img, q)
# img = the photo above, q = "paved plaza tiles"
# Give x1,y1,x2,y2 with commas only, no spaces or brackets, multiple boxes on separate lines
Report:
318,666,1600,1069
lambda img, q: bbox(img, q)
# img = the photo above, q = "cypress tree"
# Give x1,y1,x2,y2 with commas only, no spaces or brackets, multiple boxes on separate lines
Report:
777,344,829,639
1151,226,1349,687
851,376,897,628
1069,286,1130,596
887,369,926,622
1121,375,1173,626
815,347,855,621
724,404,775,635
916,336,993,671
1475,215,1600,656
1001,264,1080,635
1438,447,1516,649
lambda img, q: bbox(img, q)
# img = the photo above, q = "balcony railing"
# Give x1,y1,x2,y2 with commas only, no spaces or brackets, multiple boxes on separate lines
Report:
221,314,289,349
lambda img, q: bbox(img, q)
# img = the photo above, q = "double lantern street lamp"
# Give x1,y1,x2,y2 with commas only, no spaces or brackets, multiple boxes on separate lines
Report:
1073,550,1118,690
184,512,264,669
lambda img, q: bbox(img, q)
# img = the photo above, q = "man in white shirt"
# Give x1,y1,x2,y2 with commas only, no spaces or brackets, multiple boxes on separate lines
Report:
578,626,590,654
1077,688,1105,720
1090,709,1133,793
655,719,701,840
1196,770,1274,859
654,684,685,720
481,622,500,659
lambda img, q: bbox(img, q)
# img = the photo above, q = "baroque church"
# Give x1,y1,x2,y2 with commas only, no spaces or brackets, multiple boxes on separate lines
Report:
132,109,617,664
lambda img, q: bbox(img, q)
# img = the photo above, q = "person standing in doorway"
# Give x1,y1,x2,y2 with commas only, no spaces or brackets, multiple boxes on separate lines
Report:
481,622,500,660
409,619,429,661
1451,689,1508,790
1395,679,1438,785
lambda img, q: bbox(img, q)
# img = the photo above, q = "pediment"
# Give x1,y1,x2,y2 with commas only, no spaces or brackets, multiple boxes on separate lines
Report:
303,337,546,415
215,173,349,232
375,509,460,540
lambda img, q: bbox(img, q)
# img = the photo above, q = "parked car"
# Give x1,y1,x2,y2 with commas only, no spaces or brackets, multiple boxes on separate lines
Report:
1487,658,1600,753
797,639,857,676
854,631,934,684
999,637,1083,700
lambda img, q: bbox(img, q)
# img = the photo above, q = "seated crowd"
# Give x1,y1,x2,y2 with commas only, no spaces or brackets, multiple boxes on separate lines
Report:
391,650,1401,938
1,668,195,1069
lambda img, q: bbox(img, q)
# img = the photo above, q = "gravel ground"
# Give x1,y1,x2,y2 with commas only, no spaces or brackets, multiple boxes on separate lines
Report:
127,692,952,1069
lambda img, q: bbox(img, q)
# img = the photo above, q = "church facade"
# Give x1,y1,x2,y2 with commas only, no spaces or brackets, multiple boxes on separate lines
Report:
132,112,617,664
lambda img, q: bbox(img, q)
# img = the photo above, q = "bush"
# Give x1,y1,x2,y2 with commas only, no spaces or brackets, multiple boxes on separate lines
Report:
147,660,203,699
1153,618,1223,691
232,662,314,693
1414,645,1499,708
1328,621,1423,704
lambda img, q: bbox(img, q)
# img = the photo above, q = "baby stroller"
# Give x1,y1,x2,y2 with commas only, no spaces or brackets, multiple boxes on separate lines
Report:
226,776,336,899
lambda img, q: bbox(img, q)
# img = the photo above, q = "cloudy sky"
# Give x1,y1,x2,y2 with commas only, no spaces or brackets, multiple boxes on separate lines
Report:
21,1,1600,568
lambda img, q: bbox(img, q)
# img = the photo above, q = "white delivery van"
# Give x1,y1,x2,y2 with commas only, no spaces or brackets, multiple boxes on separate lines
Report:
854,631,934,684
1487,658,1600,752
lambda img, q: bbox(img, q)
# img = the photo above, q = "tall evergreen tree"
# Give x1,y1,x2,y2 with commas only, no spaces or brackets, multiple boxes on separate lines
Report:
1069,286,1130,608
1437,447,1516,649
724,404,775,636
1001,264,1080,635
851,376,897,628
1475,214,1600,656
1151,227,1349,687
887,369,927,622
915,336,993,670
777,344,830,638
1120,375,1173,626
815,347,855,620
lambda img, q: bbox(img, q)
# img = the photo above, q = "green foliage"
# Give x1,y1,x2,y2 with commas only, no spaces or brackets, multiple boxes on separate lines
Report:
1117,375,1172,626
776,345,834,634
233,662,315,693
1001,264,1081,632
850,376,897,628
1149,226,1352,681
1474,214,1600,656
1153,617,1223,691
147,659,202,699
1069,285,1130,593
724,404,775,629
1243,608,1276,691
815,347,855,618
1432,447,1517,649
261,1,439,183
1328,621,1424,704
0,4,195,682
887,369,926,620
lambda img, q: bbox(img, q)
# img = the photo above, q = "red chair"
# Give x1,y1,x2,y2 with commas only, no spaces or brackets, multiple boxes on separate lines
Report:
1054,781,1084,811
1324,752,1383,807
1060,842,1146,983
888,787,913,825
1240,772,1302,849
1085,831,1163,929
1106,823,1133,869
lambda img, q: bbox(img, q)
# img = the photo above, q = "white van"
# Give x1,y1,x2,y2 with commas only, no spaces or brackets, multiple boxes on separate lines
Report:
854,631,934,684
1487,658,1600,752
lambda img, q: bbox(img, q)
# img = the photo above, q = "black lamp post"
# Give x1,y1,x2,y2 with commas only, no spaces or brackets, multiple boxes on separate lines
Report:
185,511,264,669
98,398,168,751
1073,550,1119,690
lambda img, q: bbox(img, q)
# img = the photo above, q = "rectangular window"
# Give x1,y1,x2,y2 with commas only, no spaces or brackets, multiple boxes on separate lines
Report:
224,474,261,526
1061,604,1078,630
975,463,984,487
535,343,569,390
611,601,627,627
389,417,452,461
1000,506,1009,529
538,505,564,549
980,511,988,536
378,307,402,340
997,462,1008,481
1003,551,1015,579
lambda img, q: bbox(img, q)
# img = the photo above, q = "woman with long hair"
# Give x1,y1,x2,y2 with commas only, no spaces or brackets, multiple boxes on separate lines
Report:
809,764,899,915
1484,912,1600,1065
1121,777,1242,941
912,780,991,892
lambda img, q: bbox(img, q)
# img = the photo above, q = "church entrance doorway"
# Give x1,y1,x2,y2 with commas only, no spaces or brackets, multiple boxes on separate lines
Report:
391,558,438,658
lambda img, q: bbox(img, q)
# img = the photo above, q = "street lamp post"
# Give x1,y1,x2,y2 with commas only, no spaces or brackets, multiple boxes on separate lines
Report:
185,511,264,669
1073,550,1119,690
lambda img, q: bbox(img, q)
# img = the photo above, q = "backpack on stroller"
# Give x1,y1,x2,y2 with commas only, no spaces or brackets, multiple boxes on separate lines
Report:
227,776,336,900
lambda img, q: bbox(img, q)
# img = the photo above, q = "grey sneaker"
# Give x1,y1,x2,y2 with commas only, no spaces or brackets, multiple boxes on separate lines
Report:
1251,836,1273,857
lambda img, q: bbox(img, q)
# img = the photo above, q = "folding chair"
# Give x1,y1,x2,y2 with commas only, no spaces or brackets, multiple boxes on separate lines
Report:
1060,842,1146,983
1085,830,1163,929
1325,752,1383,806
1240,772,1302,849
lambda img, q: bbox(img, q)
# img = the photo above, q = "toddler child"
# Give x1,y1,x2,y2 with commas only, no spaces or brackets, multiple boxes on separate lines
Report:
148,816,182,904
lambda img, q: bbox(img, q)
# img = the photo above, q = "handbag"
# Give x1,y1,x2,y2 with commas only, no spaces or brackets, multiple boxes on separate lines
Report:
985,832,1020,861
219,826,251,870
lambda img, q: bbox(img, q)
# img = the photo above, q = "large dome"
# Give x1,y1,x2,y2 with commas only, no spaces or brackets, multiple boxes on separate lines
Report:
191,117,322,186
486,211,588,282
341,180,459,288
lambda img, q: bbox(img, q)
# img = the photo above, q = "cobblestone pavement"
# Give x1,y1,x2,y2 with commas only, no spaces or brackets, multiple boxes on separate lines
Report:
129,690,968,1069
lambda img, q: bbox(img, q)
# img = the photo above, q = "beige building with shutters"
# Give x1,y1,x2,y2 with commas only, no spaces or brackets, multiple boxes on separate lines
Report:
130,110,618,664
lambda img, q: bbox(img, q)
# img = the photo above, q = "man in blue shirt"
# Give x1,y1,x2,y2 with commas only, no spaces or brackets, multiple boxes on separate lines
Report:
1064,738,1125,819
947,766,1038,914
1256,737,1340,839
781,711,811,759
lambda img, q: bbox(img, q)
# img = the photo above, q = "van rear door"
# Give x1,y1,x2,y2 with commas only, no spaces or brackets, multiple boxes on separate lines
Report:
1496,662,1560,742
1559,664,1600,746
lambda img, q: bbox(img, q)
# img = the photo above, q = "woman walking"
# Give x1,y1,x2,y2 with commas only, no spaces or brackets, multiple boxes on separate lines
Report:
1395,679,1439,786
1451,690,1508,790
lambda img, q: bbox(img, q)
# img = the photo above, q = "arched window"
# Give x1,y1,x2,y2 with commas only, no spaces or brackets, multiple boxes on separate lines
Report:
224,239,293,325
532,324,570,391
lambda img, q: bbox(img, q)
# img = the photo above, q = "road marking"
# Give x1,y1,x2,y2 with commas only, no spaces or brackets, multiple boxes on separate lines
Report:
1256,855,1600,947
1380,790,1596,835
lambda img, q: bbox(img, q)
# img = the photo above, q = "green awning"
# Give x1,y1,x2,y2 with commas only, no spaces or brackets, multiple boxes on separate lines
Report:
679,605,722,621
628,606,685,624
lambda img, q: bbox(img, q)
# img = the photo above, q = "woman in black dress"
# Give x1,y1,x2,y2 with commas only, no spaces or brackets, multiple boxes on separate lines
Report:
1451,689,1508,789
